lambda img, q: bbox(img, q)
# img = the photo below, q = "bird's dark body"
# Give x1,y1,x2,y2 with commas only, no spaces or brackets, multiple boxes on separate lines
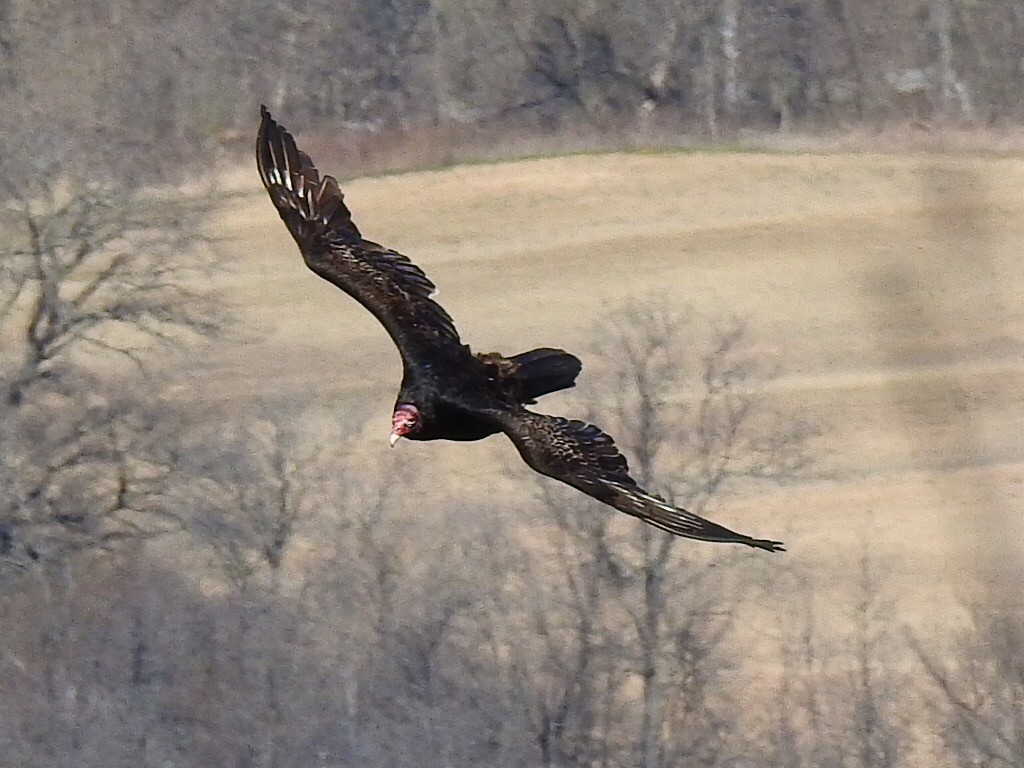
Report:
256,106,785,552
398,360,501,442
406,398,498,442
400,346,582,441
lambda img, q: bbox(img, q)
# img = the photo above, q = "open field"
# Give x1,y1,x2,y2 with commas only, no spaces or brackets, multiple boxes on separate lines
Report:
198,149,1024,628
4,145,1022,767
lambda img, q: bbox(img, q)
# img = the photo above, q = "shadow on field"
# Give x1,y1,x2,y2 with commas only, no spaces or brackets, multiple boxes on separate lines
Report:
864,160,1022,610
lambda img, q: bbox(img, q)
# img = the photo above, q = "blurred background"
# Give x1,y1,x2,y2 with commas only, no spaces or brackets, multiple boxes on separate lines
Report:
1,2,1023,767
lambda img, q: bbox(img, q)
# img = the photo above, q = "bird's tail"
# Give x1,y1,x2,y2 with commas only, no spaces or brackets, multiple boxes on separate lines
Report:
510,348,582,402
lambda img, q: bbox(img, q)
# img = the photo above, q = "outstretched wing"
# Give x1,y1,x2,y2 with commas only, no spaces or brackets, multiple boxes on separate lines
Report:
256,106,466,369
485,407,783,551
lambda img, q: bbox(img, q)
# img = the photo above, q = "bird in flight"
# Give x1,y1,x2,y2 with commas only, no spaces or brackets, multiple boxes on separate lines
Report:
256,107,783,552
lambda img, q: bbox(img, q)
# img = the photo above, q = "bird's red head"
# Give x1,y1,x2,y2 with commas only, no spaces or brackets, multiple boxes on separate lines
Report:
389,404,421,447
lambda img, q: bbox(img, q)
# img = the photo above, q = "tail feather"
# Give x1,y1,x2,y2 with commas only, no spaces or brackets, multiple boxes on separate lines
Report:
510,348,582,403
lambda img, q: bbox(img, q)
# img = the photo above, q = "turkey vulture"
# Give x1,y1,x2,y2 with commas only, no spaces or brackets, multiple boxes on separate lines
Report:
256,107,783,552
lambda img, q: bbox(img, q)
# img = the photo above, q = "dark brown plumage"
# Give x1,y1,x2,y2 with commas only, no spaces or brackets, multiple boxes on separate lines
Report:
256,107,783,552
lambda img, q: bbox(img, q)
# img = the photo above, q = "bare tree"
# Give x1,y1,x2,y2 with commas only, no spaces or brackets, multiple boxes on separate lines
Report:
0,139,231,764
0,165,224,574
501,302,815,768
478,489,619,768
912,605,1024,767
0,181,220,405
165,411,313,588
846,552,905,768
769,538,910,768
588,303,813,768
929,0,972,120
823,0,870,119
720,0,741,118
146,404,348,768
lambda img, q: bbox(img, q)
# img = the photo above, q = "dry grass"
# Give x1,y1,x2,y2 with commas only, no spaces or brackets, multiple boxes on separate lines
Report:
190,148,1024,636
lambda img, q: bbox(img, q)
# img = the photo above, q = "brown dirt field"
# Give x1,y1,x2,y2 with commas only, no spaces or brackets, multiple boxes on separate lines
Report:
197,149,1024,634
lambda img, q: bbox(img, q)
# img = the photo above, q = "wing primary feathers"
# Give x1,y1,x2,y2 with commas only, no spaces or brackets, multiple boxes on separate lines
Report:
257,106,361,242
487,408,784,552
256,107,466,368
600,479,785,551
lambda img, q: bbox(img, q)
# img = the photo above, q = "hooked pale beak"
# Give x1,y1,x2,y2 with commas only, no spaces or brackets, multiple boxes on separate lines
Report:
389,432,401,448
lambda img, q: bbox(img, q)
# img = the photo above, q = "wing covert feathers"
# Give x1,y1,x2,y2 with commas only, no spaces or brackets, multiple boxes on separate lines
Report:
256,107,462,362
496,410,783,551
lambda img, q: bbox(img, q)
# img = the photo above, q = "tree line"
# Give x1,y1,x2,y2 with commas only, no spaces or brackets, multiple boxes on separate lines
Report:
2,0,1024,188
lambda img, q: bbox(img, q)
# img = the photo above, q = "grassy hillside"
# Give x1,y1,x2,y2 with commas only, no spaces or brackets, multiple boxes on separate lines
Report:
200,150,1024,616
8,149,1007,766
